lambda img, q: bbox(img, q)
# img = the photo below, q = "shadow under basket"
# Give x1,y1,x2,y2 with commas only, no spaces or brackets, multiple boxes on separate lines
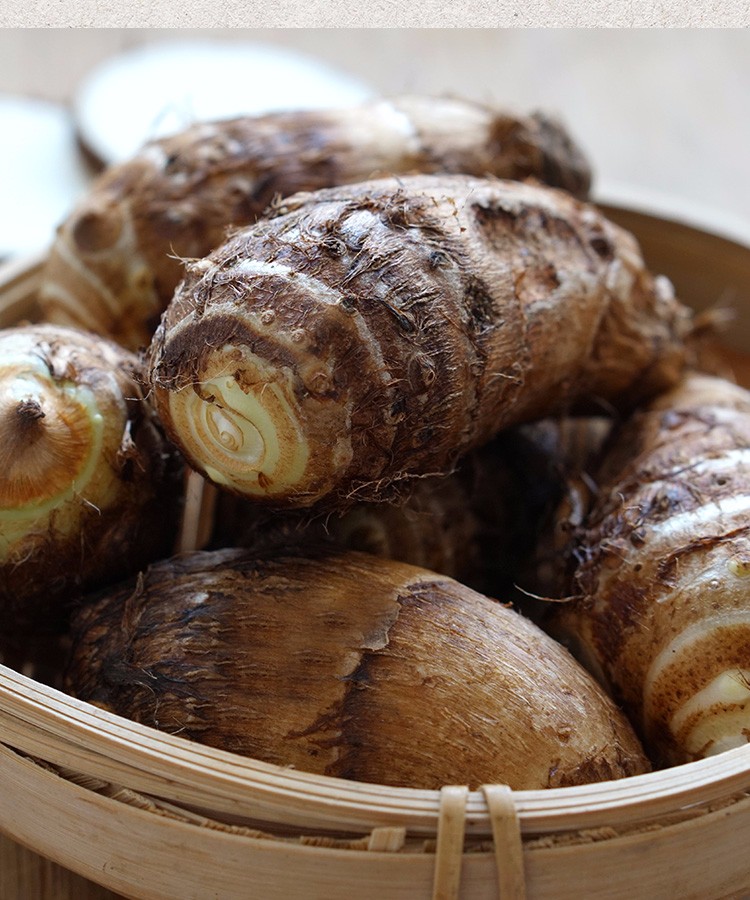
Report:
2,201,750,900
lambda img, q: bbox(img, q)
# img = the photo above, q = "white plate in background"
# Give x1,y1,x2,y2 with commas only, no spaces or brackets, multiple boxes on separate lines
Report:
74,40,375,166
0,94,90,259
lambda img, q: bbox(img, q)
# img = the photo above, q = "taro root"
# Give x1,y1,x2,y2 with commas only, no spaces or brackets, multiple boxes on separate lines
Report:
0,324,182,632
549,374,750,766
211,426,576,598
513,416,614,610
65,547,650,790
149,174,690,510
39,94,591,350
210,472,491,586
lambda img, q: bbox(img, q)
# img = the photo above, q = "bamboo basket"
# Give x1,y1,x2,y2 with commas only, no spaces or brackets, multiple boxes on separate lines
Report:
2,203,750,900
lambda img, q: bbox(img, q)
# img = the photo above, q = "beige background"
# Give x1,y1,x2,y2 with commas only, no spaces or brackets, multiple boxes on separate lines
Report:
1,1,749,27
0,29,749,244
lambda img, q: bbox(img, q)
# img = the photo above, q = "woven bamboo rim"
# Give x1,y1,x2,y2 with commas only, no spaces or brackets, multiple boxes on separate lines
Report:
2,205,750,899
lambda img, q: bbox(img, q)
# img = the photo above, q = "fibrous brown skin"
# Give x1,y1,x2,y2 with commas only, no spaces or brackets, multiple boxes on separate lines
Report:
38,95,592,351
65,547,649,790
212,427,570,598
514,416,613,609
149,174,691,509
212,473,487,587
549,374,750,767
0,324,183,633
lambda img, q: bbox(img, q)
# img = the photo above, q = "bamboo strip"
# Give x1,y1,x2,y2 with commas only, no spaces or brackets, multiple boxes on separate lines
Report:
175,471,217,554
482,785,526,900
4,661,750,838
0,743,440,900
432,786,468,900
367,828,407,852
4,741,750,899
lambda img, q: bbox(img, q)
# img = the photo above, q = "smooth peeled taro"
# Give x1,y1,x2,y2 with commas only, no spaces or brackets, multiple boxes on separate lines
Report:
0,324,182,633
65,547,650,790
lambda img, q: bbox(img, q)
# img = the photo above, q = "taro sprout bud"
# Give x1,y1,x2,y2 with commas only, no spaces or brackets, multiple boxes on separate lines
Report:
0,324,182,633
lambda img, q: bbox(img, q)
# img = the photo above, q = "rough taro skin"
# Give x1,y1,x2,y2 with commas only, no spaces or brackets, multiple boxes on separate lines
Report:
149,174,691,510
550,374,750,767
210,424,583,601
65,547,650,790
39,95,592,350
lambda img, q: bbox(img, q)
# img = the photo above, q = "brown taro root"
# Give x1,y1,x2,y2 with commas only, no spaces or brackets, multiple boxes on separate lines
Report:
149,174,691,510
514,416,614,609
0,324,182,633
549,374,750,767
38,95,591,350
65,548,650,790
211,473,492,587
211,426,575,598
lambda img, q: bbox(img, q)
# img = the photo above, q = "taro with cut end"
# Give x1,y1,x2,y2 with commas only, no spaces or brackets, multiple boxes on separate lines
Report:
150,174,691,510
0,324,182,633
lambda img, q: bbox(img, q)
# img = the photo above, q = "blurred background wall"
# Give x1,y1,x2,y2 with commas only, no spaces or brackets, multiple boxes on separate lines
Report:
0,28,748,254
